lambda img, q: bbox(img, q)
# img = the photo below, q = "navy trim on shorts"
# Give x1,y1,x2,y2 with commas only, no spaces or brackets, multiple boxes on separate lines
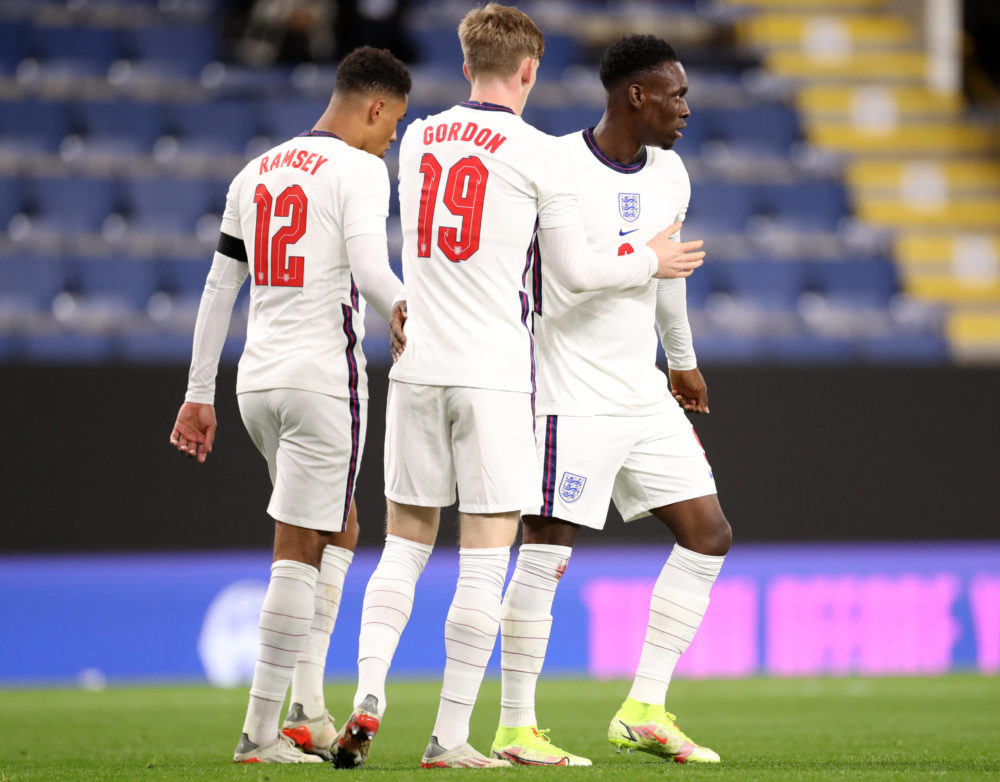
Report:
541,415,558,516
340,304,362,530
216,232,248,263
582,127,647,173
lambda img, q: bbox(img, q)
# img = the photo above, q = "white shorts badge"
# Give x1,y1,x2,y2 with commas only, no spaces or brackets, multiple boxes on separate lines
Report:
559,471,587,503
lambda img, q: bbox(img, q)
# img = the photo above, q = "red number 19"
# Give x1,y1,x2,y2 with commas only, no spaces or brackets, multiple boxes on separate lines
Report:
416,153,488,263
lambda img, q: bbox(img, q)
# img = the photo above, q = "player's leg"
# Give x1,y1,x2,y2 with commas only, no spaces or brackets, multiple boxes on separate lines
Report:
234,389,358,764
234,518,328,764
354,500,438,714
492,414,626,766
420,387,537,769
425,510,518,760
609,411,729,763
335,381,451,767
282,501,360,758
490,515,592,766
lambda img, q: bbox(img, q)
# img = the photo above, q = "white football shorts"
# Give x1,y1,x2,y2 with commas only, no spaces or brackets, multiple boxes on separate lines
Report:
525,405,717,529
384,380,542,514
238,388,366,532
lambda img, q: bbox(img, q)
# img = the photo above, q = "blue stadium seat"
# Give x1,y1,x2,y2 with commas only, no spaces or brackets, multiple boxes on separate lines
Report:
692,333,766,363
0,177,23,226
687,182,759,231
32,25,125,71
767,334,857,363
159,258,212,295
259,99,327,143
809,259,898,307
123,178,216,233
119,332,196,362
764,181,849,230
73,257,160,308
168,101,260,153
78,101,166,149
711,259,807,310
675,115,710,153
683,262,714,309
524,106,599,136
0,100,72,152
28,177,119,232
411,27,464,71
21,333,114,362
126,25,220,77
859,334,949,363
536,32,580,75
0,21,30,73
0,256,67,306
710,105,800,155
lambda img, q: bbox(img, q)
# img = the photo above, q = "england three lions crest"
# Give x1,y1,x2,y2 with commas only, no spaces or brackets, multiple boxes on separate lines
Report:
559,472,587,503
618,192,640,222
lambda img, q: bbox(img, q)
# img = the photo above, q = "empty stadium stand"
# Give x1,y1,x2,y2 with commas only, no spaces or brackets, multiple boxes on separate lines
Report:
0,0,994,365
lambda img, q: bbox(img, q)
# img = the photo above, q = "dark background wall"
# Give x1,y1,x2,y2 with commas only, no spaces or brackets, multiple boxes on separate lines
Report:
1,364,997,552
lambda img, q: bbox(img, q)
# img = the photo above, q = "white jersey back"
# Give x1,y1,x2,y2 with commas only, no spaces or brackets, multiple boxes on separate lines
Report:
390,102,578,393
222,132,390,400
533,129,691,416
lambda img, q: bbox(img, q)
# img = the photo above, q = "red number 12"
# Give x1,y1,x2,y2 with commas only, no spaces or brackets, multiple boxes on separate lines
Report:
253,183,308,286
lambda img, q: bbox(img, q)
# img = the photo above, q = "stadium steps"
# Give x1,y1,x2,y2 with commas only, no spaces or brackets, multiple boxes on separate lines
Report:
797,85,963,120
729,0,1000,363
724,0,890,9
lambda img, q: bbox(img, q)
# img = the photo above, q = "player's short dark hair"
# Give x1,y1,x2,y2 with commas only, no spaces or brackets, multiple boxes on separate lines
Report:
334,45,411,99
599,35,679,90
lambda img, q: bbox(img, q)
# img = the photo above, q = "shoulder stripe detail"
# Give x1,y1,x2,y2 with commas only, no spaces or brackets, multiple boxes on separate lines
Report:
216,232,248,263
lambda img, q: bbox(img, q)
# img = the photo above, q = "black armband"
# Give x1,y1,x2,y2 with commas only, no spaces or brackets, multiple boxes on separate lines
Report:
216,232,248,263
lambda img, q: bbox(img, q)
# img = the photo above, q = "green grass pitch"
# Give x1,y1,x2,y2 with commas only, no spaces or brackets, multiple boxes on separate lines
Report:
1,676,998,780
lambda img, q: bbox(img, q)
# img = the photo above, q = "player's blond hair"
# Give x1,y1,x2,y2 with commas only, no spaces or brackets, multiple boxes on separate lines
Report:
458,3,545,81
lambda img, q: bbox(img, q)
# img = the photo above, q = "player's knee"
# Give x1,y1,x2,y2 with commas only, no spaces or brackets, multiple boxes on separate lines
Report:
686,513,731,557
703,514,732,556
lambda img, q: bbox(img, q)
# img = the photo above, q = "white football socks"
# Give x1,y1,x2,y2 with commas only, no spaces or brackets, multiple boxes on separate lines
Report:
628,543,725,706
432,546,510,749
355,534,433,715
243,559,318,745
499,543,572,728
289,545,354,719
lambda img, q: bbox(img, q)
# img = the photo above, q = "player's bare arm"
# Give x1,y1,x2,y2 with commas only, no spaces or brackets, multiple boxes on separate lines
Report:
170,401,217,462
647,221,705,279
668,367,709,414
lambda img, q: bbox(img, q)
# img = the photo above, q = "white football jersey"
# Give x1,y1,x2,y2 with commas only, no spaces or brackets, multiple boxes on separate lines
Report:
533,129,691,416
389,102,579,393
221,131,389,401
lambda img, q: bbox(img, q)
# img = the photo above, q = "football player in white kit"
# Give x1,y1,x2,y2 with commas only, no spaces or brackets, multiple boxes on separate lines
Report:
333,5,707,771
490,36,731,766
168,46,410,764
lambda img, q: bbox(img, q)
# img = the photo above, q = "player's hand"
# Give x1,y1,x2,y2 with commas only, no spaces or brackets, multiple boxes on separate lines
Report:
390,299,407,362
170,402,217,463
669,367,709,414
648,221,705,279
